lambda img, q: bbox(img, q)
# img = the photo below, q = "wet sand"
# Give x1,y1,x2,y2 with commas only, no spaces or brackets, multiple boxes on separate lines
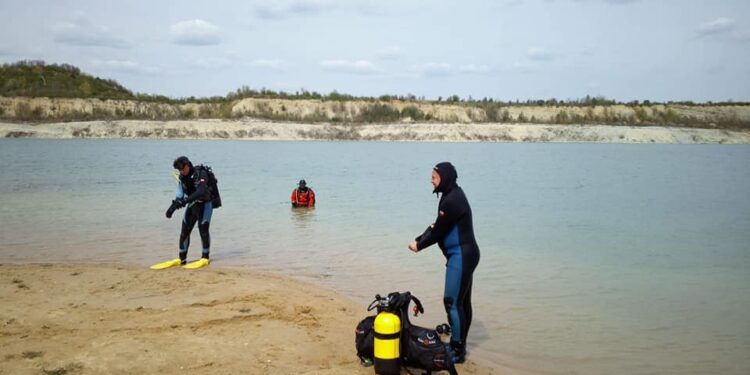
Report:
0,263,497,374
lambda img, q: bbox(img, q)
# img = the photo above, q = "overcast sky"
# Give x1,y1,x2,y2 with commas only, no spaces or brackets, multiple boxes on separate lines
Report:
1,0,748,101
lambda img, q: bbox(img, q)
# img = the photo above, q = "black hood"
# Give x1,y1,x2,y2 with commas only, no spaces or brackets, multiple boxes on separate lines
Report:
433,162,458,194
173,156,191,170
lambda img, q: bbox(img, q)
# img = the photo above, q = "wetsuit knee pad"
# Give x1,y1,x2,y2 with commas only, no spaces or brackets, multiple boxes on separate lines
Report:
443,296,454,312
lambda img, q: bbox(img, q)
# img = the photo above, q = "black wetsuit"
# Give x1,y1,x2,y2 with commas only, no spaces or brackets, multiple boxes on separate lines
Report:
415,162,480,358
177,165,214,261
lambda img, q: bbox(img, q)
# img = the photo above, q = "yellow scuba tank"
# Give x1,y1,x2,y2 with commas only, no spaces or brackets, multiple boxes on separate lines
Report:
373,295,401,375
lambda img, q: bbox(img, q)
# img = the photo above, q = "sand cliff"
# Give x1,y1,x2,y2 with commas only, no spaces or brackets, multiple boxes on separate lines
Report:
1,96,749,127
1,119,748,143
2,96,749,143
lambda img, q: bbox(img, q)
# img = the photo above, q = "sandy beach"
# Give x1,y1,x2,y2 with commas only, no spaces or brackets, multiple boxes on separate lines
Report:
2,119,749,143
0,263,496,375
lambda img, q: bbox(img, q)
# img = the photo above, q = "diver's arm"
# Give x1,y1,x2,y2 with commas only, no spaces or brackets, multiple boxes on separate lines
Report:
416,199,461,250
175,183,185,199
185,169,209,203
308,190,315,206
166,182,186,218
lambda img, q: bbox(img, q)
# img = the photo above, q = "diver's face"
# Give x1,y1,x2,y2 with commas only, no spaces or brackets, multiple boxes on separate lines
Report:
431,170,441,189
179,164,190,176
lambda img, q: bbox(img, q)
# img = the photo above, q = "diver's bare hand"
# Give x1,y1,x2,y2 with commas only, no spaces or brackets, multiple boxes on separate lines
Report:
408,241,418,252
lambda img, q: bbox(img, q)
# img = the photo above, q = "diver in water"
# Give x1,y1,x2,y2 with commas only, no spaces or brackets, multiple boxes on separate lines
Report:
291,179,316,207
408,162,480,363
163,156,218,269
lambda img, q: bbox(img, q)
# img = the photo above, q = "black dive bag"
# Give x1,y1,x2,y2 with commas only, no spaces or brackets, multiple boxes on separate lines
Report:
355,315,375,365
355,292,458,375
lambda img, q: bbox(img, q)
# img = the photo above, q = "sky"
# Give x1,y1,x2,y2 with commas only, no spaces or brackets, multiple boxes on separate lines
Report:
0,0,748,102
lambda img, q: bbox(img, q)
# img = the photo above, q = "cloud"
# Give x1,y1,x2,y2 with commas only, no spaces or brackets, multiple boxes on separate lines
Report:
255,0,337,20
52,18,131,48
91,59,160,74
191,57,232,69
320,59,379,74
506,61,537,74
458,64,490,74
248,59,285,69
375,46,401,60
734,30,750,42
527,47,555,61
410,62,453,77
170,19,221,46
411,62,491,77
697,17,736,36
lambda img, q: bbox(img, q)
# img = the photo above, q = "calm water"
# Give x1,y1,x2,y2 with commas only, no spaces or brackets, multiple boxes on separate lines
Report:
1,139,749,374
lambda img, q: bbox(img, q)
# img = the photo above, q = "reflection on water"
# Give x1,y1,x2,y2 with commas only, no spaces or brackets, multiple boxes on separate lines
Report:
290,206,316,229
0,139,749,375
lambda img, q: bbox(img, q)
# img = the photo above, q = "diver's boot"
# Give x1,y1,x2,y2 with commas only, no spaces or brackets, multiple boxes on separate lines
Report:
450,340,466,364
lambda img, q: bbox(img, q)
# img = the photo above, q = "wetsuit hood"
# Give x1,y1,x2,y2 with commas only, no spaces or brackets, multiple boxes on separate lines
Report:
173,156,191,170
298,179,309,192
433,162,458,194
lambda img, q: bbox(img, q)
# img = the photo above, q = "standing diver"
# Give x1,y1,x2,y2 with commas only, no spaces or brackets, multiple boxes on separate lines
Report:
408,162,480,363
153,156,217,270
291,179,316,207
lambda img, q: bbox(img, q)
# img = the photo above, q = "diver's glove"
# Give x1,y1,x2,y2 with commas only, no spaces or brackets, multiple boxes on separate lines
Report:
165,198,186,219
165,203,177,219
174,197,187,208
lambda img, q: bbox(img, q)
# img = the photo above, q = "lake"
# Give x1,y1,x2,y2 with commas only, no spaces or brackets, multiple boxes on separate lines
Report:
0,139,748,374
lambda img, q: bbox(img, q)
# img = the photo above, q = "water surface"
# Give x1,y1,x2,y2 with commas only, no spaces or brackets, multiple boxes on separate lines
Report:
1,139,748,374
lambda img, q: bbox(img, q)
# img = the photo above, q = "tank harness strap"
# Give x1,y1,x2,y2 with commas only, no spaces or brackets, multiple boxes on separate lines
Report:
411,295,425,315
374,332,400,340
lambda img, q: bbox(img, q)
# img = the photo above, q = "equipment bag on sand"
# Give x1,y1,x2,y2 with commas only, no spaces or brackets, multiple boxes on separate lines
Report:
355,315,376,366
355,292,458,375
402,324,455,375
387,292,457,375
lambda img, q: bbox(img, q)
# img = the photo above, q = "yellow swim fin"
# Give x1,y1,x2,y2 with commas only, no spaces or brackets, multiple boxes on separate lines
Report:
150,258,183,270
183,258,210,269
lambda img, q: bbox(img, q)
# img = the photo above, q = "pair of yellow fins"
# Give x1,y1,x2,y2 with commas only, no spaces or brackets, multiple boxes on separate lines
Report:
150,258,209,270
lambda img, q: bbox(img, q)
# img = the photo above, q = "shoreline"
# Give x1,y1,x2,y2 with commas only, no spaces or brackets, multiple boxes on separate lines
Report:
0,262,497,374
1,119,749,144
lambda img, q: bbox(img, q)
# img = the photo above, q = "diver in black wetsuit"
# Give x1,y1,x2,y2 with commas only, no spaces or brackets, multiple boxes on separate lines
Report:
408,162,480,364
165,156,215,266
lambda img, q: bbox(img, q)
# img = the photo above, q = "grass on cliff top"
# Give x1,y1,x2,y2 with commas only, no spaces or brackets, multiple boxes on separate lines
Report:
3,61,749,107
1,61,134,100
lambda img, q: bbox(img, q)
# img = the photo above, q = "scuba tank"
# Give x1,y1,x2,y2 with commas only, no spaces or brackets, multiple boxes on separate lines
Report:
361,292,459,375
370,294,401,375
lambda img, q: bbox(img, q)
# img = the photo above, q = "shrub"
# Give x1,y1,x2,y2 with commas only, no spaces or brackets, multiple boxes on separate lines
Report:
181,107,195,118
400,106,425,121
501,109,511,122
357,103,401,123
634,107,650,124
483,105,500,122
